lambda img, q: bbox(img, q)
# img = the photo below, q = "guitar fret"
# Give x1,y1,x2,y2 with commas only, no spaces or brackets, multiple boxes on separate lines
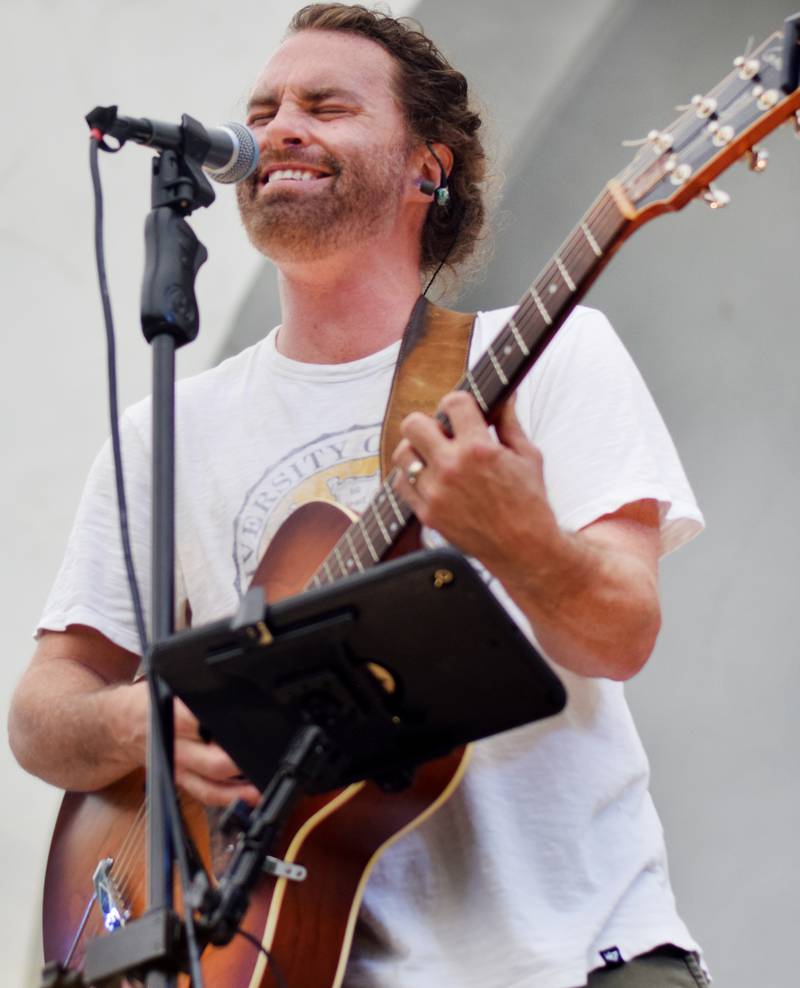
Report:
371,502,392,544
580,221,603,258
323,557,335,584
466,368,489,413
529,287,553,326
555,254,576,291
333,544,350,576
358,516,380,563
508,317,530,356
345,531,365,572
487,345,509,386
385,485,406,526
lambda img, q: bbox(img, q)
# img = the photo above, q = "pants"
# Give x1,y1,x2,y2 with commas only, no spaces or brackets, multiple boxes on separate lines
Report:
584,946,711,987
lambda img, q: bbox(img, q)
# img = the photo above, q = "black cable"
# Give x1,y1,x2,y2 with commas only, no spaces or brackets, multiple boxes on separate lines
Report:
89,135,206,988
422,213,464,297
234,928,290,988
89,135,149,656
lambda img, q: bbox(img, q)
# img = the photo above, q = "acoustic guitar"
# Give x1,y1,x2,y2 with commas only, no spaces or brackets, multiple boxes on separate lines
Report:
43,17,800,988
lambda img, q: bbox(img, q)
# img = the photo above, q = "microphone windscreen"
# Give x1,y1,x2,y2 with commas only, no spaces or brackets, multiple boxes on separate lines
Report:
205,123,259,184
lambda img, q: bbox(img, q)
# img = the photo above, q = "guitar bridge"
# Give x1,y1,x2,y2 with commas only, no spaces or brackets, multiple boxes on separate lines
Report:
92,857,130,932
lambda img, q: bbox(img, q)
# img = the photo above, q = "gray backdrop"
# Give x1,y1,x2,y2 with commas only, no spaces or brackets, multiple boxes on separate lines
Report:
224,2,800,985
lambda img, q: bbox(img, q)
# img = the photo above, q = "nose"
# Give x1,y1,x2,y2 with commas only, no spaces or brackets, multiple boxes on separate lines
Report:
260,104,309,149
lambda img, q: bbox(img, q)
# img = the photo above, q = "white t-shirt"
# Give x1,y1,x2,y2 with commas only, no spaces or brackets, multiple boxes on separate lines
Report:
39,305,705,988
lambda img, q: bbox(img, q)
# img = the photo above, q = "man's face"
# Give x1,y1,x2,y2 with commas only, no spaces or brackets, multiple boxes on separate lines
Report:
237,29,416,263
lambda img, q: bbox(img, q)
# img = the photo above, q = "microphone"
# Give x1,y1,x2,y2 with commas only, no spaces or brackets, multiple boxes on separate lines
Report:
87,106,259,184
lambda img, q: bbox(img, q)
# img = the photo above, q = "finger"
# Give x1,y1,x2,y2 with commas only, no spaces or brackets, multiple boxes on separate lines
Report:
439,390,488,438
400,411,448,463
391,448,430,513
173,697,203,739
495,400,540,460
391,436,419,469
495,399,529,449
176,738,245,783
176,768,261,808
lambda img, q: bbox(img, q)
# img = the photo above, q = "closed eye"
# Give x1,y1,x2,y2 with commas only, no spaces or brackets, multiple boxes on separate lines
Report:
312,105,350,117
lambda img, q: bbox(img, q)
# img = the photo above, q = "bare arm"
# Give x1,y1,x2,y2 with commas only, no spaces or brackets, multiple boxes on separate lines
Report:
394,392,662,681
8,624,260,805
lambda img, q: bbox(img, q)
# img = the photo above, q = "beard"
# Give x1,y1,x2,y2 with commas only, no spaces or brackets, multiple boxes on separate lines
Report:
236,141,411,263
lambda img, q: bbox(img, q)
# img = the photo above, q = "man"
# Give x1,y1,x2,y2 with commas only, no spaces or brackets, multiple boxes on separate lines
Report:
9,5,708,987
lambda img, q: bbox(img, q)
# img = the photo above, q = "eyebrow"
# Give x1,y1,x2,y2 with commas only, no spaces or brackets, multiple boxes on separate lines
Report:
246,87,363,112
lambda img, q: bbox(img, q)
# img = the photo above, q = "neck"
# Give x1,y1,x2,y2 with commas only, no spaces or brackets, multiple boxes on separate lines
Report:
273,234,425,364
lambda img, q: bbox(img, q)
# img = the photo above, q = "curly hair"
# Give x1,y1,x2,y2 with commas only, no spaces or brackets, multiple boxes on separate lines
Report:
287,3,488,282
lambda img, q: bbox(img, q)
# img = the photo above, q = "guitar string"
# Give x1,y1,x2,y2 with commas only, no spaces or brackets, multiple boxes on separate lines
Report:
113,814,148,904
79,785,179,953
115,793,224,940
111,800,149,890
71,783,179,956
66,799,150,961
119,811,189,917
101,797,149,904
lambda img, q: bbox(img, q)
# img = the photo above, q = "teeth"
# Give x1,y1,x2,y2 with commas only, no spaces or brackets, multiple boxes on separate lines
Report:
269,168,321,182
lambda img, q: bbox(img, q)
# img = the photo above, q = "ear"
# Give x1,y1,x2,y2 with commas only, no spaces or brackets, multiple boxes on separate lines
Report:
412,142,454,201
426,141,454,179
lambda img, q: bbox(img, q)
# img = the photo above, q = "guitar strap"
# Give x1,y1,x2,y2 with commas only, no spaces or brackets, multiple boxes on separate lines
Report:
379,295,476,480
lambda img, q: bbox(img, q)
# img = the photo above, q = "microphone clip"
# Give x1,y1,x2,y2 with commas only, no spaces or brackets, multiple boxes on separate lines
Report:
86,105,125,153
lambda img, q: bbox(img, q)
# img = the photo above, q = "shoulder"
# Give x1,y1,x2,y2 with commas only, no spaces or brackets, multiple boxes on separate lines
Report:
473,303,610,343
470,304,622,380
122,333,274,441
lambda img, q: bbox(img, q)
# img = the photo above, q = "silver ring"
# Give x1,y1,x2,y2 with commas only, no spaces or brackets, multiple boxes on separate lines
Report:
406,459,425,486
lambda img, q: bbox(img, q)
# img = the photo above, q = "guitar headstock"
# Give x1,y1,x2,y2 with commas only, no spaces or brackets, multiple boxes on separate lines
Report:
618,13,800,218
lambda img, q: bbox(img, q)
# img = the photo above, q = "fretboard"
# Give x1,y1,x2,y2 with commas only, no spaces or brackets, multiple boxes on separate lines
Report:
307,185,630,590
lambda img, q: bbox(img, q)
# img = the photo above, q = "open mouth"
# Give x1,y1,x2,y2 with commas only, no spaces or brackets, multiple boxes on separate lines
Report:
262,167,334,185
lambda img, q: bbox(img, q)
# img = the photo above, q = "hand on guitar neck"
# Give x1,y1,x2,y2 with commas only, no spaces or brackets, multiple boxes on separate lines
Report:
9,623,260,807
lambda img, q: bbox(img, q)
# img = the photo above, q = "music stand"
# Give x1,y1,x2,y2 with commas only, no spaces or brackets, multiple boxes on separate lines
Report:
152,547,567,795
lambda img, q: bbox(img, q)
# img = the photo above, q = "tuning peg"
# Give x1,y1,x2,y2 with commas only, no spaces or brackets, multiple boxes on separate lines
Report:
746,146,769,172
702,185,731,209
733,55,760,80
691,94,718,119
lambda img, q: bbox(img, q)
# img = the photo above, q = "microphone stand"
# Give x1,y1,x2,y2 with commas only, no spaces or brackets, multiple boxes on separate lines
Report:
80,110,216,988
140,118,213,988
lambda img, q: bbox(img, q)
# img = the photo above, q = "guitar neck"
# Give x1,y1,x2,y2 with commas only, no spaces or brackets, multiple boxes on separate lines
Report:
457,183,632,417
307,184,632,590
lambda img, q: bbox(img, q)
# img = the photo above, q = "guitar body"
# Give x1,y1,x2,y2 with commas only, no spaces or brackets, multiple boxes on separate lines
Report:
43,501,469,988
